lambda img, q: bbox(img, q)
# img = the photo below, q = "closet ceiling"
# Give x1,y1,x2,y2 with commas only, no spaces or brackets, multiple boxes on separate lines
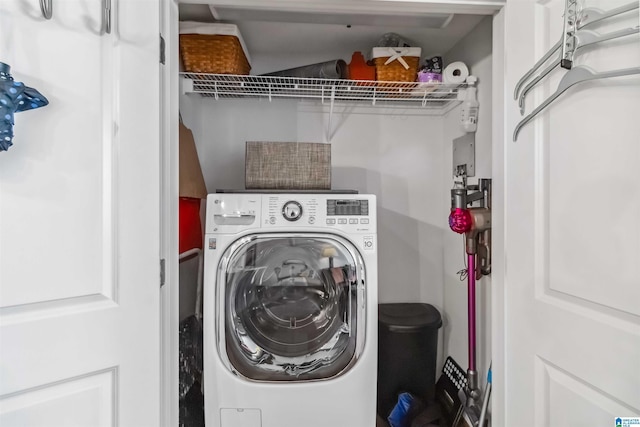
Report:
179,4,485,58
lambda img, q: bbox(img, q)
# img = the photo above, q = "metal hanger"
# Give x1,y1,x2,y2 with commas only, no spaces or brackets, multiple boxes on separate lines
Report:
40,0,53,19
103,0,111,34
577,2,639,28
518,26,639,114
513,66,640,142
513,1,639,100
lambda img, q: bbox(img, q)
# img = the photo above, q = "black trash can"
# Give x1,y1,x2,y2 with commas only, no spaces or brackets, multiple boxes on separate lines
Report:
377,303,443,418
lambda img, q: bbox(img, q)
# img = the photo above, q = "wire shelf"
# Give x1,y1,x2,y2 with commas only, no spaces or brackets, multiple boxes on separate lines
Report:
180,73,468,112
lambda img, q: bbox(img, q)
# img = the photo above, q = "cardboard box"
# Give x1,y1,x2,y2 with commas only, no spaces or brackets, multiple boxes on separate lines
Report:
245,142,331,190
179,122,207,199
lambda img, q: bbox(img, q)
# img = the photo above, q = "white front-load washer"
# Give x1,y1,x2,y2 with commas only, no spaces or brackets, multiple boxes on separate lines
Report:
203,193,378,427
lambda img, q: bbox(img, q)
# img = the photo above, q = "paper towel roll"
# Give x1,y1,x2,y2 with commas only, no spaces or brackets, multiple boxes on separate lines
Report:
443,61,469,85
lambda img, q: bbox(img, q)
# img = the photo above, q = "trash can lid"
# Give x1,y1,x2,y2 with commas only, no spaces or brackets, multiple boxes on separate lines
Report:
378,303,442,331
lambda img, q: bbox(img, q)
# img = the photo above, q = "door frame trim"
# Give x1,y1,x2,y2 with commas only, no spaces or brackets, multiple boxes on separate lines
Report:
160,1,508,425
160,1,180,426
491,5,506,426
181,0,505,16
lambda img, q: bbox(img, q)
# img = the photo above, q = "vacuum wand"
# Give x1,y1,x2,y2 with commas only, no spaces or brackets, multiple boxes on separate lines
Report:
467,253,477,373
478,364,492,427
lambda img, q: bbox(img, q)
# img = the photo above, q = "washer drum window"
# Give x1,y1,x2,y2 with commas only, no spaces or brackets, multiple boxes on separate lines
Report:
220,235,366,381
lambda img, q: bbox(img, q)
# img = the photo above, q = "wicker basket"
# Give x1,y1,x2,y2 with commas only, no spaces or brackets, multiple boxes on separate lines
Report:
372,47,421,83
180,34,251,75
374,56,420,82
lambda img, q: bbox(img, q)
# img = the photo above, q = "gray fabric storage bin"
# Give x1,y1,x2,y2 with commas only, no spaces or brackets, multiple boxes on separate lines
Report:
245,141,331,190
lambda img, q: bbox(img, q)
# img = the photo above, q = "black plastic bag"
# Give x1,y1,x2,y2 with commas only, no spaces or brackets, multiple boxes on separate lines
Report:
179,315,203,400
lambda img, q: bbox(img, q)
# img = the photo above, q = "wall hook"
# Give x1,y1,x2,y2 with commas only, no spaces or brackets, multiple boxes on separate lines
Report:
40,0,53,19
0,62,50,152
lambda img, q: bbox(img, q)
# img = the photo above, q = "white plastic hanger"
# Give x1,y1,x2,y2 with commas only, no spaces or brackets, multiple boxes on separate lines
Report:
518,26,640,114
513,1,639,100
513,66,640,141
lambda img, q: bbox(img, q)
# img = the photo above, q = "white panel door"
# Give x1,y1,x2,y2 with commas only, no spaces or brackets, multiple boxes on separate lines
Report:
0,0,160,425
501,0,640,425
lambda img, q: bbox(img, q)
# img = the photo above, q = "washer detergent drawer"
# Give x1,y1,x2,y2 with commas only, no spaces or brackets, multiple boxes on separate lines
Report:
221,408,261,427
206,194,261,233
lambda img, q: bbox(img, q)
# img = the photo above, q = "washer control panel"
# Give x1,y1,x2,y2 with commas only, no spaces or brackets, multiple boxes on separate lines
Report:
263,194,376,233
207,194,376,234
327,199,369,216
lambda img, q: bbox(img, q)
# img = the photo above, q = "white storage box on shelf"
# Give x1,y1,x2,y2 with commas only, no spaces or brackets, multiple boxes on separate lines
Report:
179,22,252,74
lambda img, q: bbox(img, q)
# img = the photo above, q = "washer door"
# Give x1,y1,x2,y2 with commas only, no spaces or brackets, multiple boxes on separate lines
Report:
219,234,366,381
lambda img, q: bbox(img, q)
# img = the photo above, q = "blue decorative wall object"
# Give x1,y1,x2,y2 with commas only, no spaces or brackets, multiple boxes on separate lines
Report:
0,62,49,152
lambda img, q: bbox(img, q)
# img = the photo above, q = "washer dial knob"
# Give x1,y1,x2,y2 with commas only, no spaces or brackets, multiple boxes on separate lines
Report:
282,201,303,221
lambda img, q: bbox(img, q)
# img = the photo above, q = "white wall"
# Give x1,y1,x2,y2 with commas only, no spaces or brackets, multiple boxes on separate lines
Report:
442,16,493,380
182,97,446,307
180,96,450,388
297,103,445,310
178,16,495,384
180,95,448,365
